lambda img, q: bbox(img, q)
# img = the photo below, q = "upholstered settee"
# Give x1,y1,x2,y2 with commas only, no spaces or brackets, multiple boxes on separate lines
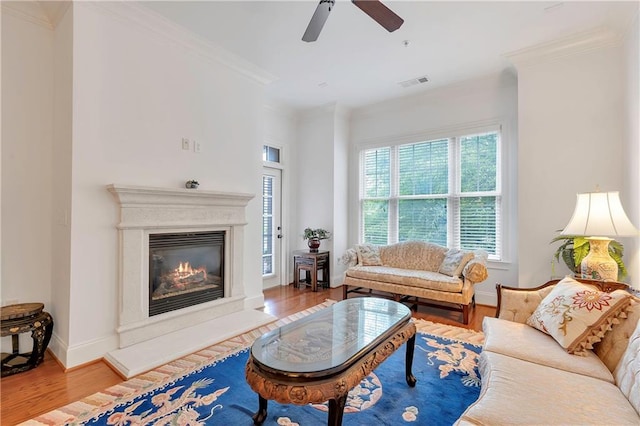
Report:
456,276,640,425
340,241,489,324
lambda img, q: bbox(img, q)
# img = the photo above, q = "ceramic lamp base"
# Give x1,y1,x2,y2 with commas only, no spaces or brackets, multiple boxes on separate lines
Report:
580,237,618,281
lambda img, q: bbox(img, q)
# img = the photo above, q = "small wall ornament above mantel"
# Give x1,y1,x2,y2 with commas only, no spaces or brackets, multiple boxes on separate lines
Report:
185,180,199,189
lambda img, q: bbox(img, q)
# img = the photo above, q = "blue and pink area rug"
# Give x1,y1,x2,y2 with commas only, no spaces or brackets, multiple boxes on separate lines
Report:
27,301,484,426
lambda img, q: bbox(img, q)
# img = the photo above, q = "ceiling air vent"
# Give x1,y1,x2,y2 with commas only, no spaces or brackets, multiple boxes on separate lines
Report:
398,75,430,88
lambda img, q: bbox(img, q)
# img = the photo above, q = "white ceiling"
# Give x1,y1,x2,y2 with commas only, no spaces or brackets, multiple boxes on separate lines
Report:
140,1,638,110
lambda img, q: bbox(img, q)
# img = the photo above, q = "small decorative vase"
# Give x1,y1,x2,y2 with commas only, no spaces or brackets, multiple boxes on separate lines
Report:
307,238,321,253
185,180,199,189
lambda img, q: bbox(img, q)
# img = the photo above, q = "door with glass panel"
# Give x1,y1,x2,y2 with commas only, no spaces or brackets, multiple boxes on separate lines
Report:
262,168,282,288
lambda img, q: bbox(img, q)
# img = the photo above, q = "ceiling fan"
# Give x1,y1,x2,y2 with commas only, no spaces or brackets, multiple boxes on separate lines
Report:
302,0,404,42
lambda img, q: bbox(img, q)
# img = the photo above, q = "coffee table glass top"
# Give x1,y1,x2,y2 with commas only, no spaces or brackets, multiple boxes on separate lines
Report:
250,298,411,376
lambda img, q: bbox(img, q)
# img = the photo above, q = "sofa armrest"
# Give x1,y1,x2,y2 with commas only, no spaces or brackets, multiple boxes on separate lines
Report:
338,248,358,268
462,251,489,284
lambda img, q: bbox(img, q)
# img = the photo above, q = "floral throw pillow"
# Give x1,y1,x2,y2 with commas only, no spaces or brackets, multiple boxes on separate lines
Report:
526,276,632,355
355,244,383,266
438,249,474,277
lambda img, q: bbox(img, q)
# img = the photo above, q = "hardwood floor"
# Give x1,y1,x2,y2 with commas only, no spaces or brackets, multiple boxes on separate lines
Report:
0,285,495,425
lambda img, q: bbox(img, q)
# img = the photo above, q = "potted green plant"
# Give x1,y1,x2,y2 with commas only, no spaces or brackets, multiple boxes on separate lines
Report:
551,234,627,279
303,227,331,252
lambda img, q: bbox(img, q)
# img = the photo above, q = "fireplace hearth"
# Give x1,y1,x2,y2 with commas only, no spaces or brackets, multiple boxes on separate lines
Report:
149,231,225,316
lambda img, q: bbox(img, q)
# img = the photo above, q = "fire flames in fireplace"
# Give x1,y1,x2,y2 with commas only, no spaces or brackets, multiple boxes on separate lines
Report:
152,257,221,300
173,261,207,284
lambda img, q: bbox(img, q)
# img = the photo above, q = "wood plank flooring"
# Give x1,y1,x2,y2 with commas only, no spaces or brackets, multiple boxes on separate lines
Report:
1,285,495,425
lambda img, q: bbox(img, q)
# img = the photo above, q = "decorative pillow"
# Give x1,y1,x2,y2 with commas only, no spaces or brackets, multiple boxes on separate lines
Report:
526,276,632,356
355,244,383,266
438,249,474,277
338,248,358,268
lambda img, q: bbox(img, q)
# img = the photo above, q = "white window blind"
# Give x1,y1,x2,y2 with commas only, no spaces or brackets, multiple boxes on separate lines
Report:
362,148,390,245
262,176,274,275
359,128,502,260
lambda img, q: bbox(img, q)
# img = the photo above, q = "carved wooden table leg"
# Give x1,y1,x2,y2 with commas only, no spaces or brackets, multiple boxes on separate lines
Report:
405,333,417,387
252,395,268,425
328,394,348,426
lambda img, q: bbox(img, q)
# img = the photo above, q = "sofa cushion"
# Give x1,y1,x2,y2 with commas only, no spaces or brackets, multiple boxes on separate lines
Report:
456,351,640,425
355,244,383,266
438,248,474,277
483,317,614,383
345,265,464,293
526,276,632,355
379,241,447,271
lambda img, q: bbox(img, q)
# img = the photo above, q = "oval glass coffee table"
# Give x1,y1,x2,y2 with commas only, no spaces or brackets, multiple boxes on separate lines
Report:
245,298,416,426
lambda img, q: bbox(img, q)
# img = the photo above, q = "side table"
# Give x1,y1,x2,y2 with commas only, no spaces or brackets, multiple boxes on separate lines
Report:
293,250,330,292
1,303,54,377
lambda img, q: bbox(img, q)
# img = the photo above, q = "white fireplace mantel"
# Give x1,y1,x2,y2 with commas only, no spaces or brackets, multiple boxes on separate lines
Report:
107,184,255,229
107,184,256,348
105,184,276,378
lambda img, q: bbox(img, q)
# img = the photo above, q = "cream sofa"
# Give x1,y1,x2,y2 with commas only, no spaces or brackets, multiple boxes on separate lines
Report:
457,277,640,425
341,241,489,324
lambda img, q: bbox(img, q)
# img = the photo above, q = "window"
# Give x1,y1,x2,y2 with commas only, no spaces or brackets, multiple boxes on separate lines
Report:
262,175,274,275
262,145,280,163
360,129,502,260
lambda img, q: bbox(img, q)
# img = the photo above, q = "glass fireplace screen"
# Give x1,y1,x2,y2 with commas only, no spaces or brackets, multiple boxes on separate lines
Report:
149,231,224,316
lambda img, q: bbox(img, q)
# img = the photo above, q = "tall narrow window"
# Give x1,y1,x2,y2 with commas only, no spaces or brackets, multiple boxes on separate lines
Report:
359,128,502,260
361,148,390,245
262,176,274,275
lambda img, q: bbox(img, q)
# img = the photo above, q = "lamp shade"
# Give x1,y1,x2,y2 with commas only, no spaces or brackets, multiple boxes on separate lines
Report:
561,191,638,237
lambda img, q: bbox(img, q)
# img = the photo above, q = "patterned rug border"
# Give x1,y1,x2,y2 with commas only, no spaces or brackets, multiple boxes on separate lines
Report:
25,300,485,425
413,319,485,347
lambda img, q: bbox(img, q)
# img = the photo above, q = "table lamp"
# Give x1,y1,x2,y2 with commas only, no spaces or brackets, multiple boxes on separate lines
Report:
561,191,638,281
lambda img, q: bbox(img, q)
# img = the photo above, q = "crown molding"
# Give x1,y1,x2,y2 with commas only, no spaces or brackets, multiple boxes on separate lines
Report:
39,1,71,29
297,102,353,122
504,26,623,69
2,1,54,29
351,71,516,120
84,2,277,86
263,101,296,118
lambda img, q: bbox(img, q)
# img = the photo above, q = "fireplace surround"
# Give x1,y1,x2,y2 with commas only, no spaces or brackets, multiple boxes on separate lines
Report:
107,184,254,348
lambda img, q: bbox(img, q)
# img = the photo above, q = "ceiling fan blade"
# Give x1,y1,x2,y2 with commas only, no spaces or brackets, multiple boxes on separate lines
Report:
352,0,404,32
302,0,335,42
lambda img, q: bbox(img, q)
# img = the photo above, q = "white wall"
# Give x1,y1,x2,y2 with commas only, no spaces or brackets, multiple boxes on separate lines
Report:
0,6,55,352
295,106,336,253
514,35,628,288
49,4,73,361
1,9,54,312
263,103,298,285
294,104,351,286
349,73,519,305
332,107,350,284
2,2,271,367
623,14,640,289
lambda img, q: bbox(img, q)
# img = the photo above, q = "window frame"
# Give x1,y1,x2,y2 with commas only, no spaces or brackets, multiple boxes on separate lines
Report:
358,124,504,261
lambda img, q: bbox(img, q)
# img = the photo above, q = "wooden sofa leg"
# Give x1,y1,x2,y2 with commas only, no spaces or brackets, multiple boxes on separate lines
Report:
462,304,470,325
342,284,348,300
